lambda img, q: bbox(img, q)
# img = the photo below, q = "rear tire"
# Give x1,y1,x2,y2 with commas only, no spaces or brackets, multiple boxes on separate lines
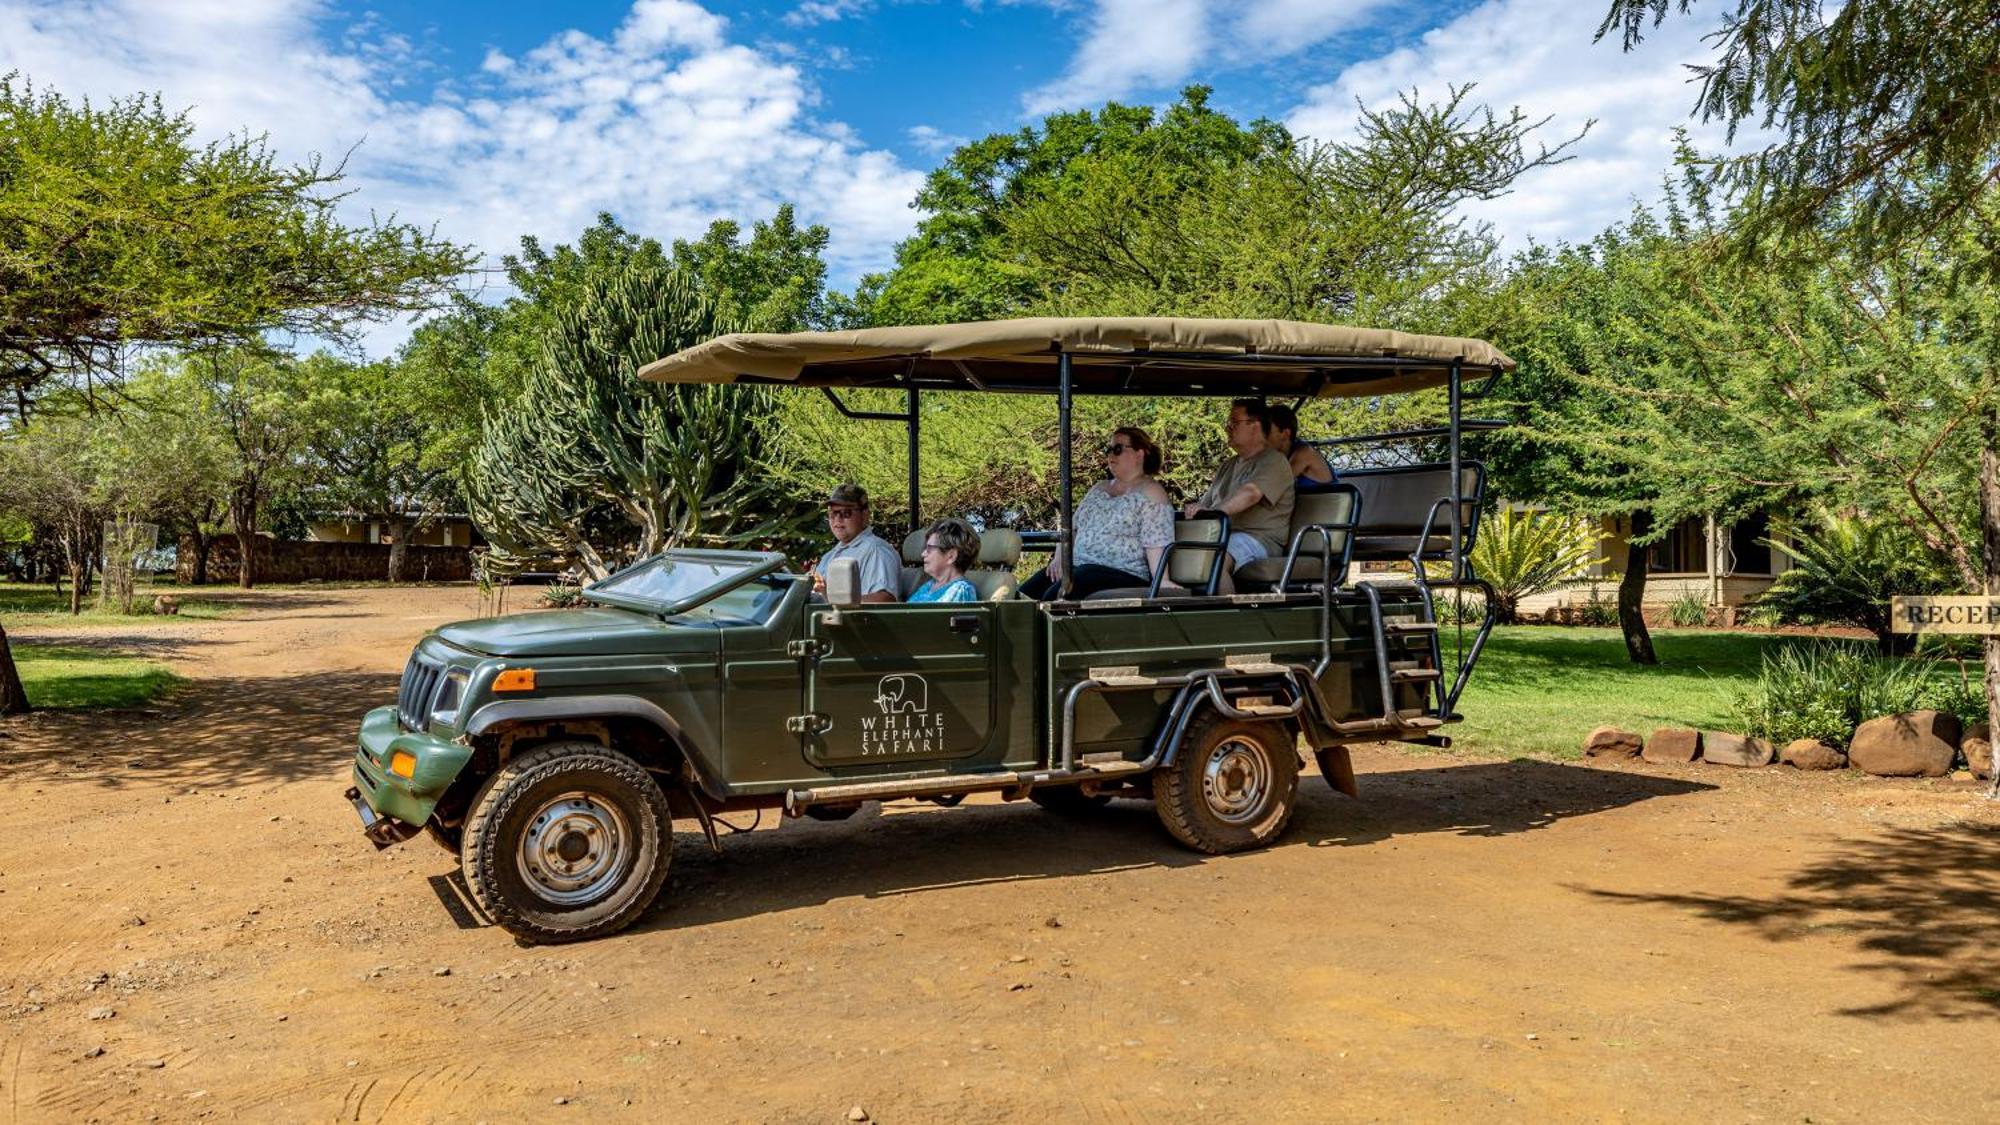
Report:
1153,713,1298,854
1028,786,1113,815
460,741,672,944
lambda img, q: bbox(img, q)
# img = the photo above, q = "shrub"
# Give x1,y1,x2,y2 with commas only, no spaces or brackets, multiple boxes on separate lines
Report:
539,580,585,609
1732,641,1949,747
1431,589,1487,625
1468,507,1606,624
1754,511,1954,652
1573,595,1619,627
1667,591,1710,627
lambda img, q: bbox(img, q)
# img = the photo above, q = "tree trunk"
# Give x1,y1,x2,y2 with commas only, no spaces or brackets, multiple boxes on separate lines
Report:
190,529,211,586
386,516,409,584
0,619,29,717
1980,405,1999,798
1619,509,1659,665
231,487,259,589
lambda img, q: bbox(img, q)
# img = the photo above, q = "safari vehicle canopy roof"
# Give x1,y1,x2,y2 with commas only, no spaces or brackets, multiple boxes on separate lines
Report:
639,317,1513,398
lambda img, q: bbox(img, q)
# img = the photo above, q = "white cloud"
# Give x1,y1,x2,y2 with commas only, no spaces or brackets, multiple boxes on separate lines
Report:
0,0,925,353
1022,0,1212,115
1287,0,1738,250
907,123,967,154
1233,0,1392,53
784,0,872,27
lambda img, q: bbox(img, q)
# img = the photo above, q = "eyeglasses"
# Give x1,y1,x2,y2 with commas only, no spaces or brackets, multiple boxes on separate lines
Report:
920,542,945,555
827,506,864,520
1102,442,1135,456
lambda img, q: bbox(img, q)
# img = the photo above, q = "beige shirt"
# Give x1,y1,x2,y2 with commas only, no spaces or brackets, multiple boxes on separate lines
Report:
1198,447,1295,554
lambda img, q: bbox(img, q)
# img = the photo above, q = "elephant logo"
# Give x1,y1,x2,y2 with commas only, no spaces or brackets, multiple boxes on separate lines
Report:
874,673,929,715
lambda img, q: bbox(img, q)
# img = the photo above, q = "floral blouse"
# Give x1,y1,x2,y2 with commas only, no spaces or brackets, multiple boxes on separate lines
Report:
1073,481,1174,578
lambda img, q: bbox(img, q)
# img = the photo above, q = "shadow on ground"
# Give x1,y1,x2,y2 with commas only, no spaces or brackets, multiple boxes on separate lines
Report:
622,758,1715,935
0,670,395,788
1581,821,2000,1020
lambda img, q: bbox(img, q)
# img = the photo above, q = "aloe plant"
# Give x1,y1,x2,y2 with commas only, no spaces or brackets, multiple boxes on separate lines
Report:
1468,507,1608,624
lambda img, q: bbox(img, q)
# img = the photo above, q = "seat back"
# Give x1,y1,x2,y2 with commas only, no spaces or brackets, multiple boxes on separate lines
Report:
1230,485,1359,589
970,528,1022,601
1339,463,1484,562
1159,515,1229,594
898,529,927,598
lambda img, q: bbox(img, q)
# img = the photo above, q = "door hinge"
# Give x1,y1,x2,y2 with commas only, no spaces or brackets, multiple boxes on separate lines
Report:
785,712,834,735
787,638,829,659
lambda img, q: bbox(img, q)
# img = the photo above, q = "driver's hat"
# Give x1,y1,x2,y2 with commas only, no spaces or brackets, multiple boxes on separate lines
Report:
827,483,870,509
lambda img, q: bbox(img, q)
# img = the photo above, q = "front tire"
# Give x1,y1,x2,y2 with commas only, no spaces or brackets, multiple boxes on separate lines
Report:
1153,714,1299,853
460,741,672,944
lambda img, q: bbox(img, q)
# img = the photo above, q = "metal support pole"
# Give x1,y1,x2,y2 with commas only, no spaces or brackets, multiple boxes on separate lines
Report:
1057,352,1075,598
1448,358,1464,582
907,385,921,530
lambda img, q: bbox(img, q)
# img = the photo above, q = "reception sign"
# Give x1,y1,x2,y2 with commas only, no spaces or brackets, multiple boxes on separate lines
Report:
1891,595,2000,635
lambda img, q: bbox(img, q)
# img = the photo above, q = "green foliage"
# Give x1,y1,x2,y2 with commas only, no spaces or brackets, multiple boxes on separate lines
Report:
538,580,585,609
0,74,471,410
670,205,830,331
1600,1,2000,262
1731,641,1943,747
1468,507,1606,624
1753,511,1955,648
1573,596,1620,628
1667,591,1710,628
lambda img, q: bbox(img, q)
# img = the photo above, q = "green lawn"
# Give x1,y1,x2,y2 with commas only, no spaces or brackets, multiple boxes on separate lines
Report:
1447,627,1789,758
10,643,182,710
0,580,235,625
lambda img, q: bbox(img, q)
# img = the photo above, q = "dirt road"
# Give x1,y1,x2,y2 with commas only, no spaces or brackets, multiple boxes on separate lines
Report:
2,586,1996,1123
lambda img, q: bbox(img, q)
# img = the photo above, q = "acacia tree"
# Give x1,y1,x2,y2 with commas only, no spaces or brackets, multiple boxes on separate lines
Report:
0,74,471,714
1603,0,2000,769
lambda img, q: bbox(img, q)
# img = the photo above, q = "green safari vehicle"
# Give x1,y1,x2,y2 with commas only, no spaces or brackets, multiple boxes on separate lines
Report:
346,317,1512,943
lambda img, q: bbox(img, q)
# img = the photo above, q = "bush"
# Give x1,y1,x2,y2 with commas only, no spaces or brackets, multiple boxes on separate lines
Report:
1732,641,1948,747
1467,507,1605,624
1667,591,1709,627
1573,595,1618,627
539,580,585,609
1431,589,1487,625
1754,512,1954,651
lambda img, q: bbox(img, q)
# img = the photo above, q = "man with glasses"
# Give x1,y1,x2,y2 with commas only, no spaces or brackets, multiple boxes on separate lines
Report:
809,483,901,603
1184,398,1295,580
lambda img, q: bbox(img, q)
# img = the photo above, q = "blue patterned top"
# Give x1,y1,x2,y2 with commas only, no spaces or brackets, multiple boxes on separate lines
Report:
909,577,977,603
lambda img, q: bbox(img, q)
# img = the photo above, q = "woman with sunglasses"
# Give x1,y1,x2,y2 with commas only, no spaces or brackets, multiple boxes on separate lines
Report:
1022,426,1176,600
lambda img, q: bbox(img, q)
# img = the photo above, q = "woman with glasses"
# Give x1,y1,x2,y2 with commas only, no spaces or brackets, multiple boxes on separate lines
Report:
1022,427,1176,600
908,518,982,603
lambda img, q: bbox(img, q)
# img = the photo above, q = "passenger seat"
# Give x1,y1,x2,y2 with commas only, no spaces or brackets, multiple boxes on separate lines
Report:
1233,485,1360,590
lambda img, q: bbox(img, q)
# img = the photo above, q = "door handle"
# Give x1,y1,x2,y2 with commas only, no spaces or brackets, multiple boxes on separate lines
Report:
948,613,982,634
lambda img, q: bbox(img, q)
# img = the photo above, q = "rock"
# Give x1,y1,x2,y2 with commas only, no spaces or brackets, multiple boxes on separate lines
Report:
1964,722,1992,780
86,1007,115,1021
1702,732,1774,768
552,1095,569,1105
152,594,179,615
1779,739,1846,771
1644,728,1702,765
81,1046,105,1059
139,1059,166,1070
433,966,451,977
1849,711,1960,777
1583,726,1643,759
848,1107,870,1122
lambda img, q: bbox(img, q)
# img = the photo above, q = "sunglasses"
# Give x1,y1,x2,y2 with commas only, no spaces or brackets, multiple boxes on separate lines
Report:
1102,441,1136,456
827,506,864,519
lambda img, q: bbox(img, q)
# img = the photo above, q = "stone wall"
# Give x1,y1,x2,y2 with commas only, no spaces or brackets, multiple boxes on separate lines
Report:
181,535,473,584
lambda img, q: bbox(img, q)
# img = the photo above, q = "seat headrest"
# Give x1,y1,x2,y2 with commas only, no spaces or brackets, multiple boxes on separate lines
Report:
977,528,1022,566
902,529,927,564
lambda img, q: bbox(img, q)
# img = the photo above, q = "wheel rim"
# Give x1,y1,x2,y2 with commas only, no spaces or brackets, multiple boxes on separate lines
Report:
1201,736,1272,824
517,791,632,906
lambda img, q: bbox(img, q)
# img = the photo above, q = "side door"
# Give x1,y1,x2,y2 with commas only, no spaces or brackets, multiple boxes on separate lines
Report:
801,604,999,769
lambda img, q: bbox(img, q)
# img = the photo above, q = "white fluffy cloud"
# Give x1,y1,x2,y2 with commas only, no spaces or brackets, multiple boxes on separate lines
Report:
1287,0,1736,250
0,0,925,351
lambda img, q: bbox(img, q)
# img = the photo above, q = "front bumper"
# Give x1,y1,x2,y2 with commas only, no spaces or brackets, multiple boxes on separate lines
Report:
349,705,475,841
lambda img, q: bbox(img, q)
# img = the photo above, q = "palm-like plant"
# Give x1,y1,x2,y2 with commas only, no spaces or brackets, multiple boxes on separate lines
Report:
1469,507,1607,624
1755,511,1954,653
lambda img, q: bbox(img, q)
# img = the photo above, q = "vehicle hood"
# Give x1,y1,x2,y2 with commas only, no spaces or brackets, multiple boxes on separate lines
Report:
434,607,720,658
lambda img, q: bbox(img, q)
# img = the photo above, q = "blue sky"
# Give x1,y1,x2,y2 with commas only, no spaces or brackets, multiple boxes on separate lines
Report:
2,0,1729,352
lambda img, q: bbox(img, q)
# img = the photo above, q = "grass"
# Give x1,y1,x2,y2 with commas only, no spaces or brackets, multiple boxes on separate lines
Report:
1447,626,1789,758
10,643,182,710
0,580,235,625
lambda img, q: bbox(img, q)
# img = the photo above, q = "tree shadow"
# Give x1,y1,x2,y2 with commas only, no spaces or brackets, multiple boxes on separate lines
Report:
0,670,395,788
623,758,1715,935
1579,822,2000,1020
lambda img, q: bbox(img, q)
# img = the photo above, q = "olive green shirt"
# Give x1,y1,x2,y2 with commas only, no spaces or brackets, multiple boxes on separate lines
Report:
1197,447,1295,554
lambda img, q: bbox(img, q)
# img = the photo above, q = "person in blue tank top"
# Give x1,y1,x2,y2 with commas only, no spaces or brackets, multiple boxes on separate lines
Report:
909,518,980,603
1269,403,1335,492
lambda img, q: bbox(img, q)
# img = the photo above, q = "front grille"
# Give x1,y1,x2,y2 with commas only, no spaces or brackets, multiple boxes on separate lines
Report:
396,656,445,731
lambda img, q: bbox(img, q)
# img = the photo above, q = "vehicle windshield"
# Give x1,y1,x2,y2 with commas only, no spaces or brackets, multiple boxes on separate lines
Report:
582,550,788,617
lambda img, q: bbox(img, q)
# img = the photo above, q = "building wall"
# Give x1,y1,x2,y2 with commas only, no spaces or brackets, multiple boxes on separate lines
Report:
1496,506,1791,610
304,518,479,548
185,535,474,583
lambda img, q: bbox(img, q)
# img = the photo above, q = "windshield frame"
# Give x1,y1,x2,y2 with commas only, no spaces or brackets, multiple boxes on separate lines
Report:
580,549,790,616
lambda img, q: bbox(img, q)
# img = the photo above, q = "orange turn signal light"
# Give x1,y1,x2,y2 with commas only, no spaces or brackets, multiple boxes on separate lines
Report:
389,750,418,779
493,668,537,693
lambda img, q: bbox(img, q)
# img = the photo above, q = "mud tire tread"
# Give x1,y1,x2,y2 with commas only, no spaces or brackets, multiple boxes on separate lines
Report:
1152,713,1298,854
460,741,672,944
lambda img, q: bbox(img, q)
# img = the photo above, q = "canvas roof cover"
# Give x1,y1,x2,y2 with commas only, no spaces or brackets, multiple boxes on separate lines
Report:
638,316,1513,399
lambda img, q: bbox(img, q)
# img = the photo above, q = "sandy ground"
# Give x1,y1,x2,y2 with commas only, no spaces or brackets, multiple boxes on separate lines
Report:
1,585,1996,1124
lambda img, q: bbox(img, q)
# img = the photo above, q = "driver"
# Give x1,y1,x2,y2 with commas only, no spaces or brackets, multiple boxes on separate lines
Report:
809,483,900,603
